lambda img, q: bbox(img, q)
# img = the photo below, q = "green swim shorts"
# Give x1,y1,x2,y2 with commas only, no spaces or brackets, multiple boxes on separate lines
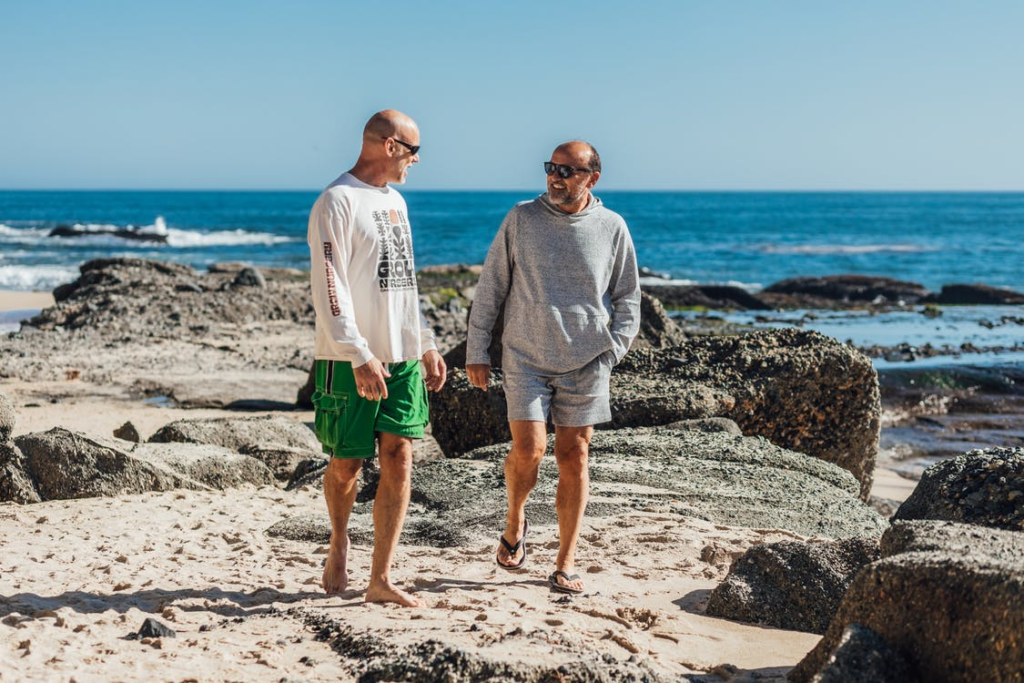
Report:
311,359,429,459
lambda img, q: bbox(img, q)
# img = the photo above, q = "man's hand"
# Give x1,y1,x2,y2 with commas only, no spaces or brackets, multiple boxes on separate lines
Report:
353,358,391,401
422,349,447,392
466,364,491,392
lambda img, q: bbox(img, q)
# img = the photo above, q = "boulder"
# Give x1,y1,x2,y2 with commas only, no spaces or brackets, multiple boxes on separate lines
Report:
12,428,274,501
892,446,1024,531
0,442,41,504
706,538,880,634
761,275,929,306
0,390,15,441
641,284,770,310
33,257,313,335
113,421,141,443
790,521,1024,683
880,519,1024,564
149,415,321,457
922,283,1024,305
231,266,266,288
630,292,689,350
432,328,881,501
269,427,887,547
812,624,920,683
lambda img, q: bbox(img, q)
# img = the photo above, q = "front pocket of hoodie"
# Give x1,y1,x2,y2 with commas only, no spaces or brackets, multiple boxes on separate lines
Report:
527,306,614,369
311,391,348,451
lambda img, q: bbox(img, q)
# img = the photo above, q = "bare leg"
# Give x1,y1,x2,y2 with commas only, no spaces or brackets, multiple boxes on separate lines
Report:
497,421,547,568
551,425,593,592
322,457,362,594
364,432,424,607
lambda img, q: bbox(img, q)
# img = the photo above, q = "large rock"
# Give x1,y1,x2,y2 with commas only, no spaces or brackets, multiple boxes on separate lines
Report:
641,284,770,310
432,328,881,501
812,624,920,683
0,442,41,504
790,520,1024,683
892,446,1024,531
761,275,929,307
31,258,313,336
880,519,1024,564
705,538,880,634
11,428,275,501
631,291,689,350
148,415,321,480
269,427,887,547
0,390,15,441
922,283,1024,305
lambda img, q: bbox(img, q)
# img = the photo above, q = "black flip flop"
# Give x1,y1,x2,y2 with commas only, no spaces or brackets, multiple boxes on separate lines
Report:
496,519,529,571
548,570,584,595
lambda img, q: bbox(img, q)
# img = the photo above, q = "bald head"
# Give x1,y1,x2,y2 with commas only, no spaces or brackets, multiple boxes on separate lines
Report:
363,109,418,145
554,141,601,173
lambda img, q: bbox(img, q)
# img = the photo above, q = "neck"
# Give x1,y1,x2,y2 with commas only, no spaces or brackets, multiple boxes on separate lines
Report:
347,160,390,188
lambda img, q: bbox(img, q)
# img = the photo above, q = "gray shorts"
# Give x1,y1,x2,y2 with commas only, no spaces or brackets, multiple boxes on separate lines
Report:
503,353,613,427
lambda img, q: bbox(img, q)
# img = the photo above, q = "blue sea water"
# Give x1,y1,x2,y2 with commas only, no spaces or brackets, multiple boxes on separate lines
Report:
0,190,1022,293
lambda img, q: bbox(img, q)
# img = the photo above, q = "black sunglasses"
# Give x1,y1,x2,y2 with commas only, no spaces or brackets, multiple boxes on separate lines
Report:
384,137,420,155
544,161,591,179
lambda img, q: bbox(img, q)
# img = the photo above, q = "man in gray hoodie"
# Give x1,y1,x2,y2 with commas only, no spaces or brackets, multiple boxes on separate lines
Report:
466,141,641,594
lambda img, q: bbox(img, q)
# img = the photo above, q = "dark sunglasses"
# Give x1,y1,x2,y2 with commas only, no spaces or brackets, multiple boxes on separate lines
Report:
384,137,420,155
544,161,591,179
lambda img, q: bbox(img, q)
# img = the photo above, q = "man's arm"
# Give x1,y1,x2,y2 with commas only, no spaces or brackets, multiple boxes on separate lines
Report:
607,223,641,363
419,311,447,392
466,212,515,390
308,196,391,399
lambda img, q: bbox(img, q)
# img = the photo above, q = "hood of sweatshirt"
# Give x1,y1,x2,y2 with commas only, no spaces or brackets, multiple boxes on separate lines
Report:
537,192,602,220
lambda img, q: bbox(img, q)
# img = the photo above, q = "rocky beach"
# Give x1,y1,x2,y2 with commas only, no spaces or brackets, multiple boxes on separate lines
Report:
1,258,1022,682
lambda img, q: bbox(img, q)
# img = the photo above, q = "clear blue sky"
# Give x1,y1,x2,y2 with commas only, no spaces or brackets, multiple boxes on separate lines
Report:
3,1,1023,190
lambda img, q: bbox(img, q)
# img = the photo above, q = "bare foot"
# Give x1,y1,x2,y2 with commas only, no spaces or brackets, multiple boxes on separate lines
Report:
365,581,426,607
321,534,350,594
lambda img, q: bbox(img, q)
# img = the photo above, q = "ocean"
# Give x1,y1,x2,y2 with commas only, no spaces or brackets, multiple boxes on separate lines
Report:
1,190,1022,294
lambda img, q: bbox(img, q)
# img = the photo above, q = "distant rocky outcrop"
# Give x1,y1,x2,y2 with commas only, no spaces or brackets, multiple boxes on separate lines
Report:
6,428,275,502
922,283,1024,305
641,283,770,311
432,328,881,500
892,446,1024,530
30,258,312,336
705,538,880,634
268,427,887,547
760,275,929,308
790,520,1024,683
48,224,169,243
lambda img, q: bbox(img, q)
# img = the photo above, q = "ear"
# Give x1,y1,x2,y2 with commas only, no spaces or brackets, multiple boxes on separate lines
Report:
382,137,397,158
586,170,601,189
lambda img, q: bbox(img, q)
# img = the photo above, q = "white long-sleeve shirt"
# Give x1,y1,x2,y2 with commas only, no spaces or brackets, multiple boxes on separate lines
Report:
308,172,436,367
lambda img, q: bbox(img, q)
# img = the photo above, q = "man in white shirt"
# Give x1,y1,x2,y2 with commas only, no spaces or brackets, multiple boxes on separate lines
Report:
308,109,446,608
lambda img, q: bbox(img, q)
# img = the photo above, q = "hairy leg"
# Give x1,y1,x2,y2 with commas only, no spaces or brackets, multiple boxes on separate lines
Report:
364,432,424,607
551,425,593,592
322,457,362,594
497,420,547,568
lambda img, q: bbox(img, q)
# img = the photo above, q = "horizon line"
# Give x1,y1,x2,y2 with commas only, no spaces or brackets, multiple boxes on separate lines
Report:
3,187,1024,194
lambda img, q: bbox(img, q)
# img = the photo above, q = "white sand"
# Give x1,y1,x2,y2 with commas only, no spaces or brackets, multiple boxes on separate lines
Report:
0,290,55,312
0,380,845,681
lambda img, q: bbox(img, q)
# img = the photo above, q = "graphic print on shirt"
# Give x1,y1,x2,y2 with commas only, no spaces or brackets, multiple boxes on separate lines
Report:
373,209,417,291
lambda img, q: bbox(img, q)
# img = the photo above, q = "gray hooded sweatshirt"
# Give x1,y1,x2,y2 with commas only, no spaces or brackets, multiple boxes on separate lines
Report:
466,193,641,376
